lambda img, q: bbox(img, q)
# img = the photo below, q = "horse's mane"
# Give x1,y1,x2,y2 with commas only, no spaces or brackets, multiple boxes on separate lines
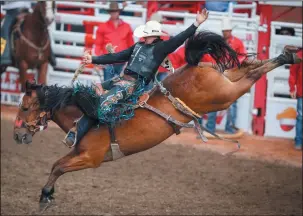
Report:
185,31,250,72
36,85,75,115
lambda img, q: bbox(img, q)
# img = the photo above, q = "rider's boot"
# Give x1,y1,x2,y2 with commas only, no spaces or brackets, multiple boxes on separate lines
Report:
1,9,19,66
48,46,57,67
63,115,96,147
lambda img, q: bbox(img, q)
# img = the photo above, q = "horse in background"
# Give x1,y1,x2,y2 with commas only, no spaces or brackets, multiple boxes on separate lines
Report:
13,30,302,211
1,1,55,92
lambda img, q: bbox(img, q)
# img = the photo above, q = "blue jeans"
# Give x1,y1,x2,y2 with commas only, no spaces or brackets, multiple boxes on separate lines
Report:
295,97,302,146
103,64,125,81
201,101,237,134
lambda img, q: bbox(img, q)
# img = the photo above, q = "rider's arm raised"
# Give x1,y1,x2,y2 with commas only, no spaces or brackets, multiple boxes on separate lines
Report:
157,9,209,56
157,24,198,56
91,45,135,65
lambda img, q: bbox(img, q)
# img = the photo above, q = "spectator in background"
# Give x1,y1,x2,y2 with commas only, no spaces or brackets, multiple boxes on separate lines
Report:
289,49,302,150
94,2,134,81
278,27,295,36
204,17,247,134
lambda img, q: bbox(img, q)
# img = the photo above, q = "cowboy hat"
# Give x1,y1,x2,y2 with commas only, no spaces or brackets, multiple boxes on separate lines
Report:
134,20,168,38
221,17,233,31
106,2,123,12
149,12,163,23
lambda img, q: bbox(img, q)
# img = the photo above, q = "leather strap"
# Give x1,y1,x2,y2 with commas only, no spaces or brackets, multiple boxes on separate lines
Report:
140,102,195,129
13,20,50,60
108,124,125,160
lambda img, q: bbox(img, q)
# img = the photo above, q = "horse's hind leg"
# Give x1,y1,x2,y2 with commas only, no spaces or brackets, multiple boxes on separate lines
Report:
223,58,271,82
224,48,302,104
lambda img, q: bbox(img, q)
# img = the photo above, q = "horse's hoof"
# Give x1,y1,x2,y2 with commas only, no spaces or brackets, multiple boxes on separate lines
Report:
39,196,55,213
283,46,302,64
284,45,300,53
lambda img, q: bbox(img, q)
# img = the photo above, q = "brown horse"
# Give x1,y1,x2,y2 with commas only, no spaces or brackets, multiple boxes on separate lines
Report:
13,31,301,211
1,1,55,92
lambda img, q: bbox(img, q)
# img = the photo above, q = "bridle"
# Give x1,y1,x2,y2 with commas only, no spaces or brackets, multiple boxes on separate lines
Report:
15,93,52,135
23,111,51,133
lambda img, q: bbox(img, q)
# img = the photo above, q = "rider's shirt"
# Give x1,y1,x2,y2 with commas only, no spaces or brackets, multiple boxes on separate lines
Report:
92,23,198,83
125,42,158,80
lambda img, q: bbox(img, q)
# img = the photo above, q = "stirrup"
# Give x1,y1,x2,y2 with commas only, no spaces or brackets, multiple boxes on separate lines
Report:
62,127,77,148
62,116,83,148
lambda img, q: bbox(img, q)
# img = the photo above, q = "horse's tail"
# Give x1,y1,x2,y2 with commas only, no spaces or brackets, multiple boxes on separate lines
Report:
185,31,246,72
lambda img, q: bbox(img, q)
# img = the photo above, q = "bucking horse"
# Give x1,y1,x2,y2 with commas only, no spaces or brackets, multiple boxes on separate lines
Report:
13,31,302,211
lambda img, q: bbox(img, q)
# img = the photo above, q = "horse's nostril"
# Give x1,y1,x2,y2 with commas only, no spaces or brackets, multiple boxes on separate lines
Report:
22,134,26,143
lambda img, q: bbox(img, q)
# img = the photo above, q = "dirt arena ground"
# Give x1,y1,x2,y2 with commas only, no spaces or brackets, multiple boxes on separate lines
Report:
1,106,302,215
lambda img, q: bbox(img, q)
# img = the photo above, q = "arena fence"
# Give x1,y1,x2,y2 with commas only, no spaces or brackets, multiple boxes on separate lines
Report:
1,2,301,138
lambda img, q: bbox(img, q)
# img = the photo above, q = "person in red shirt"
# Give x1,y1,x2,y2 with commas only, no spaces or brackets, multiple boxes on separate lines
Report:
289,49,302,150
222,18,247,63
94,2,134,81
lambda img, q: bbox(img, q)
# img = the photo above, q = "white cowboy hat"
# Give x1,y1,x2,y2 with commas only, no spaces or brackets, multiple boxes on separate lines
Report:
221,17,232,31
150,12,163,23
134,20,167,38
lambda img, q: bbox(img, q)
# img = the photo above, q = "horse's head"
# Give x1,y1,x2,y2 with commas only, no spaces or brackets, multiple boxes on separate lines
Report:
13,80,50,144
36,1,56,26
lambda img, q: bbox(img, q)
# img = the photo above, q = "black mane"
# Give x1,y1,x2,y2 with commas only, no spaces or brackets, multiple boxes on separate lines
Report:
185,31,251,72
36,84,75,115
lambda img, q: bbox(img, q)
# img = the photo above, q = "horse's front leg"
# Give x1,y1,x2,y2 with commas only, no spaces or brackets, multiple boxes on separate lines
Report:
39,137,109,212
37,61,48,85
19,60,28,92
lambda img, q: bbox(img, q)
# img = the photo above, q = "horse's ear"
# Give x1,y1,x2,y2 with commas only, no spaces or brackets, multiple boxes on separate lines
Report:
25,79,40,95
25,81,32,95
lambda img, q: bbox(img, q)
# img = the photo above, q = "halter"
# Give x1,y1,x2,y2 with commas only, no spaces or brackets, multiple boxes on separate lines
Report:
15,90,52,134
24,111,51,133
